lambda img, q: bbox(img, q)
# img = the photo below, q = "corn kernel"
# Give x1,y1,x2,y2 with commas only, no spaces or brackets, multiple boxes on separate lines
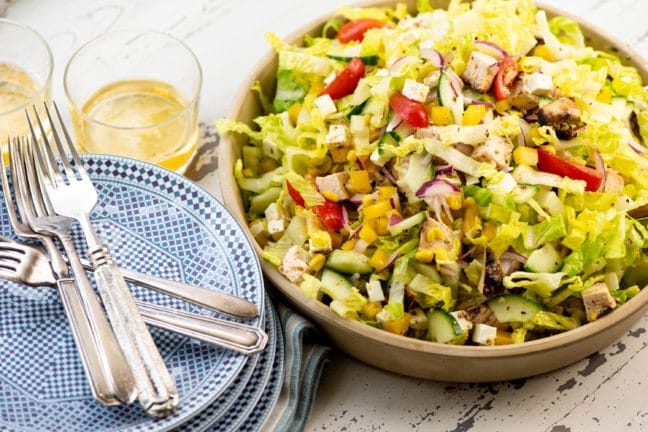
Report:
431,106,453,126
384,312,411,335
369,248,391,271
346,149,358,164
426,227,445,241
415,249,434,263
321,191,340,202
533,44,553,61
375,216,388,236
513,146,538,166
359,224,378,244
341,239,357,251
529,125,540,139
347,170,372,194
364,200,392,220
309,254,326,271
447,192,464,210
494,99,510,113
462,104,487,126
362,301,383,321
483,221,497,240
287,103,302,124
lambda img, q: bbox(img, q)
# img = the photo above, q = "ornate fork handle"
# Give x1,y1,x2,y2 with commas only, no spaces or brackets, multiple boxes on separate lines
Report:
90,244,178,415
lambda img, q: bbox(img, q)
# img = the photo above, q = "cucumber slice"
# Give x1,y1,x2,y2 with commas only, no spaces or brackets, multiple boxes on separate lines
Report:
326,45,379,65
320,268,354,300
388,211,427,236
370,131,399,166
524,243,562,273
488,294,541,323
325,249,373,274
427,308,467,344
437,69,464,124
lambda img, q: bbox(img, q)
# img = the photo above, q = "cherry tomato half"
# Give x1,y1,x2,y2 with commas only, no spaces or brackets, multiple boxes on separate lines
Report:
494,57,519,101
319,57,366,100
537,149,603,192
337,18,387,43
389,92,430,128
313,200,344,231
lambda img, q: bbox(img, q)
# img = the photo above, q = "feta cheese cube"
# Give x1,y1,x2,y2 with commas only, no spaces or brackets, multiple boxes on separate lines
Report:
472,323,497,346
265,202,287,235
488,172,517,193
402,79,430,103
366,279,385,302
314,94,337,116
325,124,350,145
279,246,311,284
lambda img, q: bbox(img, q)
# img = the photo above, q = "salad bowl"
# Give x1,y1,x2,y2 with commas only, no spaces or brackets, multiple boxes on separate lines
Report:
219,0,648,381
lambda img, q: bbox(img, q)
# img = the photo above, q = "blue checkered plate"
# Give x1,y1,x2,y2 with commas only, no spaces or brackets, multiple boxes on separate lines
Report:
0,154,264,432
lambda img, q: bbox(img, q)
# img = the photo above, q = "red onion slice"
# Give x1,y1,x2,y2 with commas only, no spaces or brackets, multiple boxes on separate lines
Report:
389,56,419,74
350,194,366,206
473,40,509,59
517,117,531,147
381,167,398,185
388,213,403,227
384,252,401,270
420,47,445,69
628,135,648,154
465,98,495,109
435,165,454,175
416,178,461,198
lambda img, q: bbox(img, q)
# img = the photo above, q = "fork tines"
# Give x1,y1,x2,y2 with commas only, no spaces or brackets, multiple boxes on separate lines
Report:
26,102,87,185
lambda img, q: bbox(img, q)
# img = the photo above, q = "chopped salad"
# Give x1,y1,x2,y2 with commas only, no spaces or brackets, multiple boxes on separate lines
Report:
216,0,648,346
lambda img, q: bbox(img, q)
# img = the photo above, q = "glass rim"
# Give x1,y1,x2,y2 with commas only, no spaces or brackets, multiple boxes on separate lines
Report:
0,18,54,117
63,28,203,131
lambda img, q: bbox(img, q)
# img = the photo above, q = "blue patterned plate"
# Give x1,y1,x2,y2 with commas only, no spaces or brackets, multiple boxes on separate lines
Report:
177,295,277,432
0,154,264,432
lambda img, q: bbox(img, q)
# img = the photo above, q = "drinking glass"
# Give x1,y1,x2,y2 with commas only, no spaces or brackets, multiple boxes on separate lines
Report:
0,19,53,144
64,30,202,173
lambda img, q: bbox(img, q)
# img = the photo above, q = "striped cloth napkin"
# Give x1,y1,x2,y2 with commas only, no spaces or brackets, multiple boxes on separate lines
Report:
262,303,332,432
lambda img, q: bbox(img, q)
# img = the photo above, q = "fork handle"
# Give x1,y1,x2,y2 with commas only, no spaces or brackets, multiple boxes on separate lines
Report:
56,278,136,406
91,245,179,416
135,301,268,355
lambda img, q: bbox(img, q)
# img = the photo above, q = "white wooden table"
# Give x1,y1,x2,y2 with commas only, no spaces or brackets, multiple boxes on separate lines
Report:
6,1,648,430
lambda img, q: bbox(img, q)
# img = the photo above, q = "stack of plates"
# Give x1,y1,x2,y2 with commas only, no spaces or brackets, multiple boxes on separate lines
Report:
0,155,283,431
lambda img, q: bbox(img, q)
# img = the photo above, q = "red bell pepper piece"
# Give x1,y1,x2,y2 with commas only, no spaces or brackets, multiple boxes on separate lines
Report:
537,149,603,192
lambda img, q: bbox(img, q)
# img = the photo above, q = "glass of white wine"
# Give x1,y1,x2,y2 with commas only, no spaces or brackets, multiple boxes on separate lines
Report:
64,30,202,173
0,19,53,146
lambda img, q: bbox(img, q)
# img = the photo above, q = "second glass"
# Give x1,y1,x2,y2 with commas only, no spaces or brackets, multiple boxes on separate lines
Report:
64,30,202,173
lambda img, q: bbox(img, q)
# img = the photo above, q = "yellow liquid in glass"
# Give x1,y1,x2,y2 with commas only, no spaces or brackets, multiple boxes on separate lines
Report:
72,79,198,172
0,62,41,138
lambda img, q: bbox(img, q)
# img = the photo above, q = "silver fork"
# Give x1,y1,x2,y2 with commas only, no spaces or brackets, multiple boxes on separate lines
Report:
2,136,136,406
0,238,267,354
27,103,178,416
